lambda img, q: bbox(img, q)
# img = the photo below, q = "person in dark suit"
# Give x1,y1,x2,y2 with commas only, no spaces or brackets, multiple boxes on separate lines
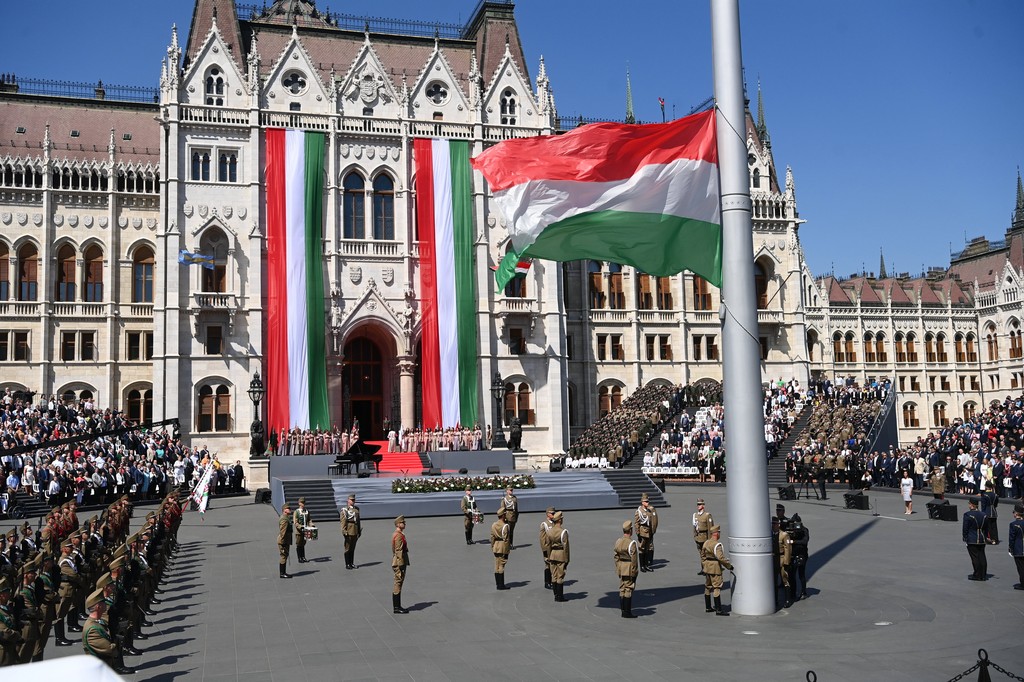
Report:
980,482,999,544
1008,503,1024,590
963,498,988,581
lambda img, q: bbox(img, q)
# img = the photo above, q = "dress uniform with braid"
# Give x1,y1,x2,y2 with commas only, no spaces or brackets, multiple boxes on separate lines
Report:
614,521,639,618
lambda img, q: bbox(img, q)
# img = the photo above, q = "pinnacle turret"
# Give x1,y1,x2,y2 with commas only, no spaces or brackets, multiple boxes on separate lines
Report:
1014,167,1024,229
756,78,770,149
625,66,635,124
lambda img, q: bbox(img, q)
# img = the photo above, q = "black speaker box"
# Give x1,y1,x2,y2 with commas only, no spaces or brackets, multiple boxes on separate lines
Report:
927,500,958,521
486,466,501,475
254,488,272,504
428,467,442,476
844,492,869,510
777,485,796,501
549,459,564,472
357,472,371,478
458,468,469,474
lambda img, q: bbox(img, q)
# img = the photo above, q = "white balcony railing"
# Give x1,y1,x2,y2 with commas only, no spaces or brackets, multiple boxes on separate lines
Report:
180,105,250,126
192,292,239,310
496,298,538,316
51,302,106,317
757,310,783,325
0,301,42,317
335,240,402,258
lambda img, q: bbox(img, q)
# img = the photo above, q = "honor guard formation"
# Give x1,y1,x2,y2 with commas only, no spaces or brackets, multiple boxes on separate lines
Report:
0,493,183,673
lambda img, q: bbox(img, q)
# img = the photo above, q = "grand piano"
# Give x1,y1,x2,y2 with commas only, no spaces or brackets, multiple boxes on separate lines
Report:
333,440,383,475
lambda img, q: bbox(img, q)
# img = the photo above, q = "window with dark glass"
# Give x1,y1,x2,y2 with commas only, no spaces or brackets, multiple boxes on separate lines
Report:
343,172,365,239
57,245,76,302
132,248,154,303
84,246,103,302
81,332,96,361
372,174,394,240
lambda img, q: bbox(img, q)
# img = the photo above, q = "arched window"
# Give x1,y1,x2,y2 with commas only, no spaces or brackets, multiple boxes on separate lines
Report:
599,385,611,418
656,276,673,310
752,168,761,189
832,332,844,363
636,272,652,310
906,333,918,362
132,247,155,303
806,330,818,362
894,333,906,363
611,385,623,410
963,402,977,421
197,384,231,432
503,243,526,298
126,388,153,423
864,332,875,362
986,327,998,361
371,174,395,240
936,333,947,362
56,245,76,302
754,262,768,309
925,333,936,363
204,66,225,106
954,333,965,363
501,381,534,426
0,244,8,301
965,333,977,362
588,261,605,309
932,402,948,428
342,172,365,239
1010,322,1023,360
17,244,38,301
844,332,856,363
191,150,211,182
83,245,103,302
693,275,712,311
199,229,228,293
500,88,518,125
607,263,624,309
216,385,231,431
902,402,919,428
218,152,238,183
875,332,887,363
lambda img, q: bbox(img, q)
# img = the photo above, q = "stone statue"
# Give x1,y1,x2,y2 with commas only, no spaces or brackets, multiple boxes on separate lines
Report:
250,418,266,457
330,289,343,329
508,417,523,451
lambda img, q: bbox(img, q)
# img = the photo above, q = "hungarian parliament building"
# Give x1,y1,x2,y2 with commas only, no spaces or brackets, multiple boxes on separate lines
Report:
1,0,1022,466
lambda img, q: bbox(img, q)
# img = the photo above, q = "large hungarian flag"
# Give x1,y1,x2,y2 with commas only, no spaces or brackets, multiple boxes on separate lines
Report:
265,129,329,433
472,109,721,289
414,138,478,429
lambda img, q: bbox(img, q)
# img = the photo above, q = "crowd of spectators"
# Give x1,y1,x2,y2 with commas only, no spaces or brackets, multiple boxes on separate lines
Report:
0,389,245,517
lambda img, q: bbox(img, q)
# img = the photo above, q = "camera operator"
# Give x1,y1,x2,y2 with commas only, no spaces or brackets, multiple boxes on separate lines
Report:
788,514,810,600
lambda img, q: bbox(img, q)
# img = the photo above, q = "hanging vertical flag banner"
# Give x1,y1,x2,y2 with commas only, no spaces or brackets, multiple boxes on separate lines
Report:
264,128,329,434
413,138,478,429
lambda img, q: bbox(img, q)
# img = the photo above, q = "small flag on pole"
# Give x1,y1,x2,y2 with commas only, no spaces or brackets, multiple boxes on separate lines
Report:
658,97,666,123
178,250,216,269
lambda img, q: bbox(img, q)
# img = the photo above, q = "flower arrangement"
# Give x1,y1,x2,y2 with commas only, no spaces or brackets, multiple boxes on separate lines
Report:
391,474,536,494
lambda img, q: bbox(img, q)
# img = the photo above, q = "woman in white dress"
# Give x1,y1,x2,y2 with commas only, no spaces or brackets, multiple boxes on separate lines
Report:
900,469,914,515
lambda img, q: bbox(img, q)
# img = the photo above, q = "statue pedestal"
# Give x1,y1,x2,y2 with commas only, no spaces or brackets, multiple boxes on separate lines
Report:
246,456,270,489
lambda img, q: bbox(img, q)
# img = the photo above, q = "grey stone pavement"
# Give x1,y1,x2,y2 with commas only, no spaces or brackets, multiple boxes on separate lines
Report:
43,485,1024,682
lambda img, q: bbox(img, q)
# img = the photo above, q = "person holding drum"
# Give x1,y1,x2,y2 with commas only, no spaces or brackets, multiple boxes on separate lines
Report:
293,497,315,563
461,487,480,545
341,494,361,570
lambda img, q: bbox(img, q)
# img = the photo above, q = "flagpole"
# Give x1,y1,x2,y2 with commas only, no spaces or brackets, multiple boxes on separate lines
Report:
710,0,775,615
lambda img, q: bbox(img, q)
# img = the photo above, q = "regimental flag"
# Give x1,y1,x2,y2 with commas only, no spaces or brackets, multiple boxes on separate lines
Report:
471,109,721,290
491,257,532,282
189,465,214,516
178,250,215,269
264,129,329,433
413,138,478,429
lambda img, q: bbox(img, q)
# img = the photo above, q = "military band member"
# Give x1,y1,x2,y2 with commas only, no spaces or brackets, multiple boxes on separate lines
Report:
701,525,733,616
1009,503,1024,590
547,511,570,603
539,506,555,589
391,516,410,614
614,520,639,618
341,494,362,570
293,497,313,563
16,561,41,663
692,498,714,575
490,508,511,590
82,587,134,675
501,488,520,549
461,487,478,545
278,502,293,579
773,517,793,608
0,578,23,666
634,493,659,572
963,497,988,581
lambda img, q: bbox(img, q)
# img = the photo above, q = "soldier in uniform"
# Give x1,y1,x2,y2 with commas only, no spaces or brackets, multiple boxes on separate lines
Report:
293,497,313,563
341,494,361,570
278,501,293,579
490,508,511,590
614,520,639,618
460,487,478,545
500,487,520,549
391,516,410,614
701,525,733,616
36,554,58,653
963,497,988,581
55,540,82,645
82,587,134,675
1009,503,1024,590
547,511,570,603
692,498,714,575
0,578,23,666
773,517,793,608
539,506,555,589
634,493,659,572
16,560,41,663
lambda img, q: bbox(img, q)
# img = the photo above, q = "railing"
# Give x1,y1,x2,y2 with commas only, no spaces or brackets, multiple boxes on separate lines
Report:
407,120,474,139
127,304,153,318
192,292,239,310
482,125,545,142
690,311,717,323
260,111,332,131
590,310,629,323
0,301,41,316
860,385,897,456
637,310,676,323
51,302,106,317
334,240,401,258
496,298,537,315
757,310,783,325
338,117,402,136
6,76,158,103
181,105,250,126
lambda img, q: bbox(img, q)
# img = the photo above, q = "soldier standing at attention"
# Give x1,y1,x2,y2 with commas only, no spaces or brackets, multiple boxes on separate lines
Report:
0,579,21,666
547,511,570,603
82,587,134,675
490,508,511,590
341,494,361,570
391,516,410,614
293,497,313,563
501,487,520,549
614,520,639,618
963,497,988,581
1008,503,1024,590
634,493,658,572
17,561,41,664
701,525,733,616
278,501,293,579
773,517,793,608
461,487,478,545
539,506,555,589
692,498,714,575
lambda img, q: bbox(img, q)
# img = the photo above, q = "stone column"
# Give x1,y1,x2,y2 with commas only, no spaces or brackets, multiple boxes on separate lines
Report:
397,355,416,430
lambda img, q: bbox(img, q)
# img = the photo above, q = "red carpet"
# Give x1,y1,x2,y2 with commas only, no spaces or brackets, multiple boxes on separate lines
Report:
364,441,427,474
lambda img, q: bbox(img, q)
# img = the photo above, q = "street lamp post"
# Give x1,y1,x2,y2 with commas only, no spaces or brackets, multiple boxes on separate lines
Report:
247,371,266,457
489,371,508,449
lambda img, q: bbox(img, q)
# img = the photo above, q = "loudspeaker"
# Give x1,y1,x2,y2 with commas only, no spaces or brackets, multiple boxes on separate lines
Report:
458,468,469,475
254,488,272,504
777,485,796,501
357,472,371,478
844,492,869,510
549,458,564,473
486,466,501,475
428,467,442,476
927,499,958,521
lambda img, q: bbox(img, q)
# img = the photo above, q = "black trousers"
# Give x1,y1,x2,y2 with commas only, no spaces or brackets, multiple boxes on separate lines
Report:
1014,556,1024,585
966,543,987,578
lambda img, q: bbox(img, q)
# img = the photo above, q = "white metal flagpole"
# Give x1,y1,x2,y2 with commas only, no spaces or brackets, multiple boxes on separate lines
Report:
710,0,776,615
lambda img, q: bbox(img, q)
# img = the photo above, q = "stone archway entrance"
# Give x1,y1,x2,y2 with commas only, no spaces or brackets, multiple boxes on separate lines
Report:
343,336,385,441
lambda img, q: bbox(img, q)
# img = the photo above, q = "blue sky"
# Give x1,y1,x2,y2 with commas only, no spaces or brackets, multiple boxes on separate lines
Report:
2,0,1022,279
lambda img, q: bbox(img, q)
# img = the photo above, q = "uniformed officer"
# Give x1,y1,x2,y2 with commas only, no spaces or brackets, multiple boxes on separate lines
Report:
341,494,361,570
16,560,41,663
539,506,555,589
500,488,520,549
490,508,511,590
634,493,659,572
773,517,793,608
692,498,714,575
82,587,134,675
547,511,570,603
614,520,639,618
460,487,478,545
391,516,410,614
1009,502,1024,590
54,540,82,644
980,482,999,545
278,501,293,579
963,497,988,580
701,525,733,616
293,497,313,563
0,578,23,666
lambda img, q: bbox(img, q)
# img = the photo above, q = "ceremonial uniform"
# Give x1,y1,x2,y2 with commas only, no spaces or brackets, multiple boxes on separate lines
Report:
391,516,410,614
293,499,313,563
692,499,714,575
1009,507,1024,590
701,526,733,616
490,511,511,590
81,587,133,675
341,496,361,570
634,493,658,572
500,490,520,548
16,568,41,663
963,500,988,581
775,523,793,607
0,580,22,667
278,505,293,579
539,507,555,589
613,521,639,618
547,512,570,603
460,490,478,545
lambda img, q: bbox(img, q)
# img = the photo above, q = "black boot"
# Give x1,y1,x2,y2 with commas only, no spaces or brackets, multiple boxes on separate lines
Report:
544,568,552,589
54,621,73,646
622,596,636,618
297,546,306,563
704,594,714,613
494,573,502,591
279,564,292,579
784,585,794,608
465,530,473,546
619,595,626,617
714,595,728,616
554,583,567,602
392,594,409,614
66,613,82,633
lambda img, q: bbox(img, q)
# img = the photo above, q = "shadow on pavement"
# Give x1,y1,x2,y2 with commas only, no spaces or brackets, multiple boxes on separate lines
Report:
807,517,878,580
407,601,438,611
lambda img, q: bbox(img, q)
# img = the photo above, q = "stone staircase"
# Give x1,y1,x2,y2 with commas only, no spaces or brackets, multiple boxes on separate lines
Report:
279,479,340,522
601,469,669,508
622,408,698,470
766,403,813,489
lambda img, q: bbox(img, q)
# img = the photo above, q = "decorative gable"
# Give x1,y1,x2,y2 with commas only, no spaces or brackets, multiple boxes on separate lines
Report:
481,41,538,127
338,37,402,118
261,27,330,114
409,42,471,122
180,23,247,107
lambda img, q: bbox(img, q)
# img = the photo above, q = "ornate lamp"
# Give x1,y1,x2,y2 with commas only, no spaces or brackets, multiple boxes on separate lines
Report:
247,371,265,418
489,371,508,449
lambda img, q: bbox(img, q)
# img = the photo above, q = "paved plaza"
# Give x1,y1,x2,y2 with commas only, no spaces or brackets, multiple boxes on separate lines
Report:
43,485,1024,681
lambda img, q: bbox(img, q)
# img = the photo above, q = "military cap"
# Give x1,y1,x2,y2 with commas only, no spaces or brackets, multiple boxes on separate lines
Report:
641,493,649,502
282,501,292,510
496,507,507,518
776,504,786,511
89,515,98,525
0,578,10,592
298,497,306,504
40,527,51,539
86,588,105,609
96,572,112,590
22,559,38,575
146,511,156,520
552,511,564,522
622,520,633,532
61,539,73,550
696,498,705,505
113,544,128,559
109,556,126,571
20,521,30,531
5,529,16,540
1014,502,1024,516
710,525,721,533
546,506,556,514
394,515,405,526
348,494,356,501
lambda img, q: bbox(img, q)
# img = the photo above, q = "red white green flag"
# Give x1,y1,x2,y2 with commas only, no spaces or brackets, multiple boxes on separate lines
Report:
414,138,478,429
264,129,329,433
471,109,721,289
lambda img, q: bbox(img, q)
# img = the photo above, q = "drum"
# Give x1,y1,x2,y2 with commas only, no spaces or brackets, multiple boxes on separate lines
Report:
303,526,319,541
472,510,484,525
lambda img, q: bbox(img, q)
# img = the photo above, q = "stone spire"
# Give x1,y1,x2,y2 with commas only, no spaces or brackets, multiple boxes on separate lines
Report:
756,78,770,149
625,65,635,124
879,248,888,279
1014,167,1024,230
535,55,549,116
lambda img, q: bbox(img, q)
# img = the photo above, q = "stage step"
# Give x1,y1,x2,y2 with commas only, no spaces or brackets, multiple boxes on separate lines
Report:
279,479,340,522
364,441,432,473
601,470,669,509
767,403,813,488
